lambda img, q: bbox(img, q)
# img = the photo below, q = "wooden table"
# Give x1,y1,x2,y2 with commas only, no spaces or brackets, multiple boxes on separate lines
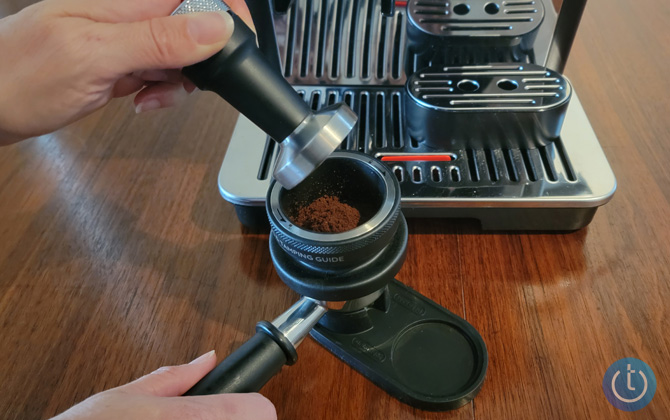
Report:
1,0,669,418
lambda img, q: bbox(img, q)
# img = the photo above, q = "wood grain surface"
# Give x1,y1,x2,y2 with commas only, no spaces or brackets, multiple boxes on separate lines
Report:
1,0,669,419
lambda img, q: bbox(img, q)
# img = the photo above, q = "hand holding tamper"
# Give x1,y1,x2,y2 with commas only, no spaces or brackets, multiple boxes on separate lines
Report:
172,0,357,189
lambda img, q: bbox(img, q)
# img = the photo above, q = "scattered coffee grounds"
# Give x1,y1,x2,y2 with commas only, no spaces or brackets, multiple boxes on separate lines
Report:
293,196,361,233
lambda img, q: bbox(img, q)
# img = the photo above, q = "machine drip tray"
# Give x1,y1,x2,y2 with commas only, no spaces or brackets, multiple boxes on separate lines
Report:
219,88,615,231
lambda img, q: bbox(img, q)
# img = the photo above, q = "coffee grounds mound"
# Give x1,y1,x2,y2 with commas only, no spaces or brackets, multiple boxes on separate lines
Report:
293,196,361,233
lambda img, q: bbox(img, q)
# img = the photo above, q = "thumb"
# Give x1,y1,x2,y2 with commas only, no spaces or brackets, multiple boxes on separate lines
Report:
108,12,234,74
122,350,218,397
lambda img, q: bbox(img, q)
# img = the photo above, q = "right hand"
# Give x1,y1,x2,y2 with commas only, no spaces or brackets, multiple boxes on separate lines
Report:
0,0,254,145
51,350,277,420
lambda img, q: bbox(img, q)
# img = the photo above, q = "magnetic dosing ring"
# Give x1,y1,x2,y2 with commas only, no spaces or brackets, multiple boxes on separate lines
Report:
268,151,401,270
267,151,407,301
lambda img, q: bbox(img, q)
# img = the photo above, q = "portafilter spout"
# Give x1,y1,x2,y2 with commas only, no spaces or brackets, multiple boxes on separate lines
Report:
172,0,357,189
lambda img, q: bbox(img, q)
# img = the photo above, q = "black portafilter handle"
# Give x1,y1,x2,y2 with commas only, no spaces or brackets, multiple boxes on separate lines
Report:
182,14,310,142
184,298,326,395
184,322,294,395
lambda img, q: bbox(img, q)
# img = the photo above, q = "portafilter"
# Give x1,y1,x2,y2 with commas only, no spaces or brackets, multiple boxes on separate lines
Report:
184,151,405,395
185,152,487,411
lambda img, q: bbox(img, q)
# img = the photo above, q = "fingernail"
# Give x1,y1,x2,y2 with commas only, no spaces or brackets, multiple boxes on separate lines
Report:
189,350,216,364
135,99,161,113
188,11,234,45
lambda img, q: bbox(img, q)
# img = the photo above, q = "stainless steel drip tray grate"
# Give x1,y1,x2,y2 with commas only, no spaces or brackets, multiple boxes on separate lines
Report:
218,86,616,230
276,0,558,85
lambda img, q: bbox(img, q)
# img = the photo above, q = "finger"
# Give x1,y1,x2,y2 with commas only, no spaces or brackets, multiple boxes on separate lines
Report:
105,11,234,74
175,393,277,420
112,74,145,98
113,70,187,99
57,0,182,22
184,79,197,93
137,69,185,83
56,0,253,28
122,350,218,396
134,82,191,112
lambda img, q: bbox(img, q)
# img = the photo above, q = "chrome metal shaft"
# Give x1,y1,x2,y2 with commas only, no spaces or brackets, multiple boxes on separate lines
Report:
270,297,328,348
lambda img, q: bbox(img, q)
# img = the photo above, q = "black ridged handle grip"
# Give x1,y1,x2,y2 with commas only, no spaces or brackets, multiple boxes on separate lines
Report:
182,14,311,141
184,327,289,395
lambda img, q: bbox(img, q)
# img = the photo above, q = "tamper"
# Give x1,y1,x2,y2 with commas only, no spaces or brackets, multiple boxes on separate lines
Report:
172,0,357,189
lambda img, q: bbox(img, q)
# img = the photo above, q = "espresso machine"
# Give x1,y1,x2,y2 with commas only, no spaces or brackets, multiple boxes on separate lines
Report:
170,0,616,412
218,0,617,230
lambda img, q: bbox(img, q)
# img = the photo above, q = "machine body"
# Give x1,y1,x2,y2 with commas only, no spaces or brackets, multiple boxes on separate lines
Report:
217,0,617,231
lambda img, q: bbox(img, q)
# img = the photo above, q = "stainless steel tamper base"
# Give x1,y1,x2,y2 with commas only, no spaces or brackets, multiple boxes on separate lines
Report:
273,104,358,190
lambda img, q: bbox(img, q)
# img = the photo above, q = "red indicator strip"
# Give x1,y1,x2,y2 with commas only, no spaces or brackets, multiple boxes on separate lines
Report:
381,155,453,162
395,1,408,7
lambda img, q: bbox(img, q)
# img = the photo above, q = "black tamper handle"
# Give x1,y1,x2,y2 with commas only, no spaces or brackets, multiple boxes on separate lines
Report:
184,321,297,395
182,14,311,142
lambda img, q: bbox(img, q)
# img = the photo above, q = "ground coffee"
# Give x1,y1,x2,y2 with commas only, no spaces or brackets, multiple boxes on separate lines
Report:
293,196,361,233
